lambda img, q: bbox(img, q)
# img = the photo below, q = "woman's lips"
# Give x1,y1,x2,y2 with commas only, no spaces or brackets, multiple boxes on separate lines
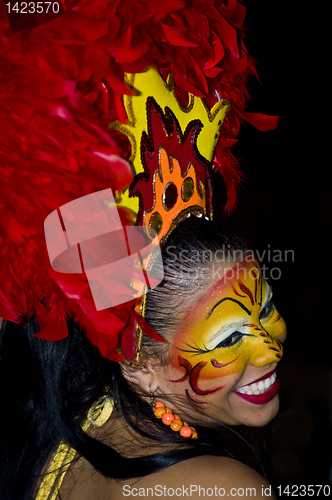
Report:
233,369,279,405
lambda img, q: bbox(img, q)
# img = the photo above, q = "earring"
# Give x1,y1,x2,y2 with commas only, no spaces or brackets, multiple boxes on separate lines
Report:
150,391,197,439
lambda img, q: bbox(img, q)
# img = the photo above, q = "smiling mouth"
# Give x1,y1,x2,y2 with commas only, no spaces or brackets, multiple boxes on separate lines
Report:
234,369,279,405
236,371,276,395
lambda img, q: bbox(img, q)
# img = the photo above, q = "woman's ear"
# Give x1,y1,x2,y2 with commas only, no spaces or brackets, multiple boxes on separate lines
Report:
120,362,160,393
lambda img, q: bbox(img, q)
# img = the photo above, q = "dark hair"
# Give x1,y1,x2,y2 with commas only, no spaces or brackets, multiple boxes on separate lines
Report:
0,218,263,500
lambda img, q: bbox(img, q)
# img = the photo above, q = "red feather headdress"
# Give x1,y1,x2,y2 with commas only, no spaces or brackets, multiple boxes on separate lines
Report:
0,0,278,361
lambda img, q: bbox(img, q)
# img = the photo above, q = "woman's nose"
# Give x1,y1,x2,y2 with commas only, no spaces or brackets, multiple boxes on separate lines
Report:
249,330,283,367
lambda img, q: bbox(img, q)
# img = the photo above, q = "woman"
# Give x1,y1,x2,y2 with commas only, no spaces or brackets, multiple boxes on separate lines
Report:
0,217,286,499
0,1,282,498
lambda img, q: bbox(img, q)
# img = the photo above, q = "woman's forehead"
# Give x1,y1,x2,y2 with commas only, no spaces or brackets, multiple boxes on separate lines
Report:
180,259,270,325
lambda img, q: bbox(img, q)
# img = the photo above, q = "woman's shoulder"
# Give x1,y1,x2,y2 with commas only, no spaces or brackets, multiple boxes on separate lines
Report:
130,456,275,499
54,454,275,500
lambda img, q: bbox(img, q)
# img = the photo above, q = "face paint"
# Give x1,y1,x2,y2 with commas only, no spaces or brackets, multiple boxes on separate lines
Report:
153,257,287,426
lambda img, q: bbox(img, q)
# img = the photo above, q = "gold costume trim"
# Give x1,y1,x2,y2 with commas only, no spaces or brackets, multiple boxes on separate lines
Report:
35,396,114,500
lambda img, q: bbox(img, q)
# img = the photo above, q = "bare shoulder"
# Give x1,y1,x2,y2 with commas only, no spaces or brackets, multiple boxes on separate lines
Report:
53,453,275,500
131,456,276,500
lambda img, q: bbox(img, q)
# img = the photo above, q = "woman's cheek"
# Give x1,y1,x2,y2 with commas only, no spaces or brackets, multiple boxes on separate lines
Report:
168,345,250,389
192,351,250,382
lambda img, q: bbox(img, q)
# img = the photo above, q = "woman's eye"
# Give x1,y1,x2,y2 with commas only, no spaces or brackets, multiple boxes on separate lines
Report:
260,302,275,320
215,332,243,349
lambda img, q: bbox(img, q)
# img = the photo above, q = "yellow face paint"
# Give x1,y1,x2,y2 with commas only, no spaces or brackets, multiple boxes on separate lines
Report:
167,258,286,408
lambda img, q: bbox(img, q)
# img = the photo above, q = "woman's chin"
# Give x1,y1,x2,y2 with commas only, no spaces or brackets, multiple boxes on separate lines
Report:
237,394,280,427
208,394,280,427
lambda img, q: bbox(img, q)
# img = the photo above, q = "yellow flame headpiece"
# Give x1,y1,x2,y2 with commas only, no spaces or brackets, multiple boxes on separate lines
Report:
110,67,230,243
110,68,230,364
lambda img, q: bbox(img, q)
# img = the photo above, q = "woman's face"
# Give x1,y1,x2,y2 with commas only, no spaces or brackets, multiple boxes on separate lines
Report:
152,257,287,427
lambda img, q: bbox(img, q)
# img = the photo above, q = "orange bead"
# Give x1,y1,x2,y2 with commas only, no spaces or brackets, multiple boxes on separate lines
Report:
154,407,166,418
154,401,165,408
191,427,198,439
180,425,192,438
173,415,181,420
164,407,172,414
170,418,183,431
162,412,175,425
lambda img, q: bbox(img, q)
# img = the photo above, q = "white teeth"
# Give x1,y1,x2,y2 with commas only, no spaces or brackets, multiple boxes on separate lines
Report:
236,372,276,395
258,381,265,391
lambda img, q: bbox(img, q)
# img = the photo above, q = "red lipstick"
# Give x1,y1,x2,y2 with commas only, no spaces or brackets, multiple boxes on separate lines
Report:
234,369,279,405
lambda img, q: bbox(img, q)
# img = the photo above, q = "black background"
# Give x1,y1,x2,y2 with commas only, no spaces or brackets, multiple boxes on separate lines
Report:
214,1,332,495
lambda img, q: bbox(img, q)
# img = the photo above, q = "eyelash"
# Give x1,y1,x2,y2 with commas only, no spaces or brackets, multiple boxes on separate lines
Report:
179,332,245,355
178,341,211,356
214,332,244,349
260,301,275,320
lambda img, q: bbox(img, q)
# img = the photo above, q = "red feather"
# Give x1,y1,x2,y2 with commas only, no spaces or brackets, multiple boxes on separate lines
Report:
0,0,276,360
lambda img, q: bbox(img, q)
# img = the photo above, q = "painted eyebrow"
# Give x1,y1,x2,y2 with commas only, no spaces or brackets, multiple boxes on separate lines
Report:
206,297,251,320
